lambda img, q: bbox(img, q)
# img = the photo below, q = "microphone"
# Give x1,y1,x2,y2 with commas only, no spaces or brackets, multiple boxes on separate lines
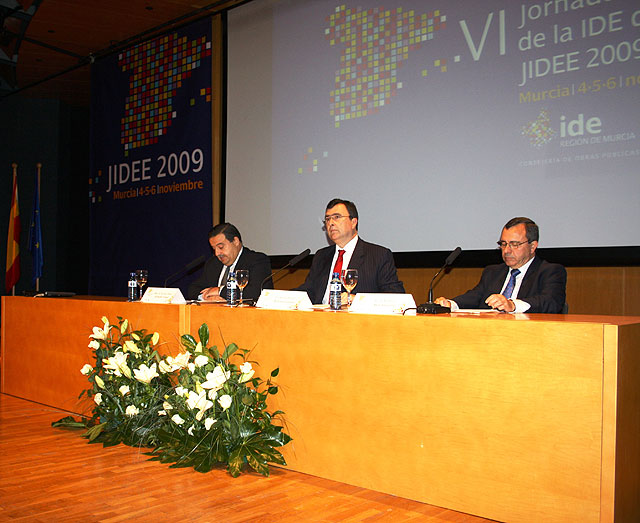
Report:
417,247,462,314
260,248,311,291
164,254,206,287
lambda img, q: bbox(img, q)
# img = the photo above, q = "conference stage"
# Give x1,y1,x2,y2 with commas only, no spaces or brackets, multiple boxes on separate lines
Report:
1,296,638,522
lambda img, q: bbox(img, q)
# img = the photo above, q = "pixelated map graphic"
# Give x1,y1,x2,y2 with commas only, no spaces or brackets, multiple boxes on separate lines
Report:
521,109,556,147
298,147,329,174
119,32,212,153
326,5,445,128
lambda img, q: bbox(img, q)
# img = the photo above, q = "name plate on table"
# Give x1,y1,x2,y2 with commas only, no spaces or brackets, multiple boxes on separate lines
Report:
349,293,416,315
256,289,313,310
141,287,186,304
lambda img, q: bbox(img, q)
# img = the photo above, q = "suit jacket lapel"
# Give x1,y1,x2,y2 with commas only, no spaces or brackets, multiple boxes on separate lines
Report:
348,237,365,270
518,256,541,297
491,264,509,295
315,248,335,300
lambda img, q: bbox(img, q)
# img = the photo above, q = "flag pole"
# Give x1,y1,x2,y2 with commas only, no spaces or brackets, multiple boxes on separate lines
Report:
35,163,41,292
7,162,20,296
11,163,16,296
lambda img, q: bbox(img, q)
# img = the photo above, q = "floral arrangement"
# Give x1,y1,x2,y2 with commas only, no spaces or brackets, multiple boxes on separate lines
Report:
54,317,290,477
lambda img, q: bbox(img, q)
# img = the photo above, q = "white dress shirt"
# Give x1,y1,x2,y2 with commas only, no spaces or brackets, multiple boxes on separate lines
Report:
322,235,358,304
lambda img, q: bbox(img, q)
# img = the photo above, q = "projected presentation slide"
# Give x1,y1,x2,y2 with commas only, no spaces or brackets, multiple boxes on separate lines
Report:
227,0,640,255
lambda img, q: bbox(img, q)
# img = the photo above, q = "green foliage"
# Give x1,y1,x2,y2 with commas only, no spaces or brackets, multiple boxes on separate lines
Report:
149,323,290,476
53,317,291,478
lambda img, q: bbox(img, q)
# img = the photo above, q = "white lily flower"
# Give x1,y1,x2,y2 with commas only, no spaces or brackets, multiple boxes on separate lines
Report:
162,401,173,411
158,410,167,416
119,385,130,396
187,363,196,373
80,364,93,375
195,341,202,353
159,352,191,374
88,340,100,350
188,425,195,436
204,417,217,430
94,393,103,405
171,414,185,425
151,332,160,346
201,365,230,391
218,394,232,411
172,352,190,369
89,319,110,340
239,362,255,383
186,390,213,412
123,340,141,354
194,355,209,367
175,386,188,397
103,352,132,379
133,363,159,384
95,375,105,389
207,389,218,401
158,360,172,374
125,405,139,417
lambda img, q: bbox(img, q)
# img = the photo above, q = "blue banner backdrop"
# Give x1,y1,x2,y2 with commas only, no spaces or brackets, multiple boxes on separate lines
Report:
89,18,213,297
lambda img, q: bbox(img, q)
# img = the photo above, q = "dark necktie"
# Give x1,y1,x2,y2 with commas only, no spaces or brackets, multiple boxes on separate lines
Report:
220,265,230,288
503,268,521,299
332,249,345,276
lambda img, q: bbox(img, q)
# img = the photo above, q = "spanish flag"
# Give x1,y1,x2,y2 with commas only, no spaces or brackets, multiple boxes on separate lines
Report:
6,170,21,293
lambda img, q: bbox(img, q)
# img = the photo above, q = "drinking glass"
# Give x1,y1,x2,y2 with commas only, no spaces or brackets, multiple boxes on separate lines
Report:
341,268,358,307
135,269,148,300
235,269,249,306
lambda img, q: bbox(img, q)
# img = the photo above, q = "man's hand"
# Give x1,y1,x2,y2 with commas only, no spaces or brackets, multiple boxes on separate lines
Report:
434,297,451,308
200,286,224,302
485,294,515,312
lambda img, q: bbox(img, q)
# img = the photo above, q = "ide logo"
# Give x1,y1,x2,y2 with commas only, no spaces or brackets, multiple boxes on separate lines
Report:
560,113,602,137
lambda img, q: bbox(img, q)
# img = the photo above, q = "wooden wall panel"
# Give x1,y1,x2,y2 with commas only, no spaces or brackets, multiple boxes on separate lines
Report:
271,265,639,316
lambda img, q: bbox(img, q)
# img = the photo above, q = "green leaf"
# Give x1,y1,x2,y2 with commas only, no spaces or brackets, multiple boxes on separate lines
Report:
222,343,238,360
266,449,287,466
227,448,245,477
51,416,87,429
82,422,107,441
180,334,197,351
268,386,279,395
247,453,270,476
241,393,255,406
198,323,210,348
270,367,280,377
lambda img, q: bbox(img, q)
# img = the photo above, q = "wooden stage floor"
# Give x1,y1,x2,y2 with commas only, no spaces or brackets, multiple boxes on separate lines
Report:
0,393,495,522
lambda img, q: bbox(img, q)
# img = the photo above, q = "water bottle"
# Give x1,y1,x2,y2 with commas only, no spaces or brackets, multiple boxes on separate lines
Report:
127,272,138,301
329,272,342,310
227,271,238,306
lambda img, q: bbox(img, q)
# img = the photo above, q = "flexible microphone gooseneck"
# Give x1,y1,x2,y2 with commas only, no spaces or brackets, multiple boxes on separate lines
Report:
164,254,206,287
260,248,311,291
417,247,462,314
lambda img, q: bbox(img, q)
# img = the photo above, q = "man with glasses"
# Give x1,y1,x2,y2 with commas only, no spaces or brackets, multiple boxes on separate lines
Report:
296,198,405,304
435,217,566,313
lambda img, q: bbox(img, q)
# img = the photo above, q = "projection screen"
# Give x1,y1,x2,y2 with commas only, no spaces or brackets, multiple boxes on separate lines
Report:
227,0,640,256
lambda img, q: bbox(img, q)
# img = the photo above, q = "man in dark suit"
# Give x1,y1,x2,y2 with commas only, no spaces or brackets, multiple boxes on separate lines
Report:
296,198,404,304
187,223,272,302
435,217,566,313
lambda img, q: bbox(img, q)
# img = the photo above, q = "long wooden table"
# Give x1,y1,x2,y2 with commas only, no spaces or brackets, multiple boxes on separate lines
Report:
2,296,639,522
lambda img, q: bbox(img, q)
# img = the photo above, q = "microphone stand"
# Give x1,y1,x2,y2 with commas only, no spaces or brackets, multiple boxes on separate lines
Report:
260,248,311,291
417,247,462,314
164,255,206,287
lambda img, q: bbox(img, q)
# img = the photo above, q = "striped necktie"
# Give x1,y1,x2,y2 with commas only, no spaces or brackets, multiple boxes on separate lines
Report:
503,268,521,299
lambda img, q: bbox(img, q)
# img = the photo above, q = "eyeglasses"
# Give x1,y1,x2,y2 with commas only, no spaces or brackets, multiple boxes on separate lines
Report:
323,214,351,225
497,240,530,249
